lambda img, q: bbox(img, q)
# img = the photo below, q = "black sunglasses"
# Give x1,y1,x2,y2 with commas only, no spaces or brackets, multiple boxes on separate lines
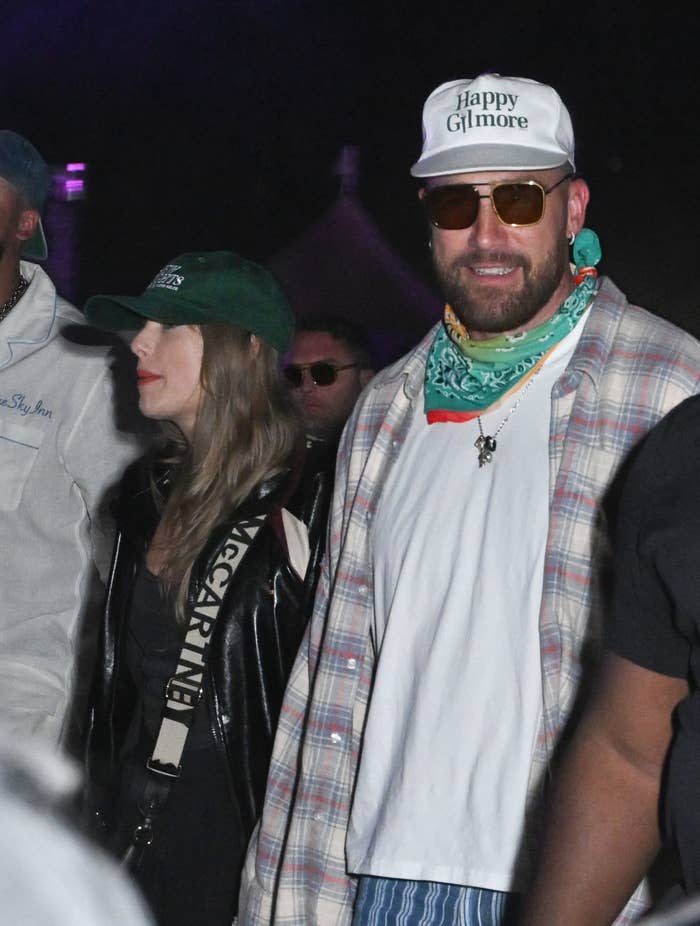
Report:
422,172,573,230
283,361,360,388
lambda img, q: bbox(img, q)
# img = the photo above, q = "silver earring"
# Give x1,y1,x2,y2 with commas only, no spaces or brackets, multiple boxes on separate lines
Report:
567,232,575,246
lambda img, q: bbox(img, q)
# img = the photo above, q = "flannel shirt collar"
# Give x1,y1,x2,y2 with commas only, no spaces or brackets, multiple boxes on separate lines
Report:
562,276,625,391
369,322,441,400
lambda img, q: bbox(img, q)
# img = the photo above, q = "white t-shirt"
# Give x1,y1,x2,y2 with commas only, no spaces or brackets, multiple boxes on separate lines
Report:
346,317,586,891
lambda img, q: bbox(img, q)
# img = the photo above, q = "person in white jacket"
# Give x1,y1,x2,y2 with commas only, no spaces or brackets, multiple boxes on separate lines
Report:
0,130,143,747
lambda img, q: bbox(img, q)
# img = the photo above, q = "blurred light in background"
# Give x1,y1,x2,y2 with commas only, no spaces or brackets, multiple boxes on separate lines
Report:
51,162,87,201
44,162,88,304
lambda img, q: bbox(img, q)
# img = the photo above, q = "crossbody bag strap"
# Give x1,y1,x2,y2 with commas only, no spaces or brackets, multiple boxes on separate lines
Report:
122,512,267,867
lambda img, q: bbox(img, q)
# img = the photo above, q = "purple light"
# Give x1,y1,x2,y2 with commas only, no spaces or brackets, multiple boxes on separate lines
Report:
65,162,86,172
64,179,84,192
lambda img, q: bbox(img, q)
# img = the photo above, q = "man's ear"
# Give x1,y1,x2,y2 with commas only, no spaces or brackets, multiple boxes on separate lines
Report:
566,178,590,239
359,368,375,387
16,208,39,244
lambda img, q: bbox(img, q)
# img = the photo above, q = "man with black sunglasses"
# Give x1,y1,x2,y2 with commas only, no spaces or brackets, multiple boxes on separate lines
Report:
240,74,700,926
283,315,375,443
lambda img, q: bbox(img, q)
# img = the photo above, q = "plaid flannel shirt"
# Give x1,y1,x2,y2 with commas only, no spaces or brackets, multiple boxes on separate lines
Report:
241,278,700,926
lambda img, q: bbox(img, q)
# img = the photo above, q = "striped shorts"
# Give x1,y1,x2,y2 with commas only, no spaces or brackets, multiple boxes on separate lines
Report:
352,876,521,926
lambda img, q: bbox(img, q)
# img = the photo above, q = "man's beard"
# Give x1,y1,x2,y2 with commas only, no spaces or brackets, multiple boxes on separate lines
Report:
433,241,569,335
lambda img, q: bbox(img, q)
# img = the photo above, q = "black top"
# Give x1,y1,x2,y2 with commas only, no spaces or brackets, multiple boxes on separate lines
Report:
606,394,700,894
116,565,239,926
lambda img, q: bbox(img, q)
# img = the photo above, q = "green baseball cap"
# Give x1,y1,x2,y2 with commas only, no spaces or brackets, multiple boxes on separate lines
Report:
84,250,295,352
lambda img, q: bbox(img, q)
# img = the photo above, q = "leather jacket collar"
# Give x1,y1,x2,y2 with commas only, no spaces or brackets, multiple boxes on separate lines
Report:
112,445,292,552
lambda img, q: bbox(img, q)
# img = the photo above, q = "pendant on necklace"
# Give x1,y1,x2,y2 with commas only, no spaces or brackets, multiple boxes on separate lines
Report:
474,433,497,467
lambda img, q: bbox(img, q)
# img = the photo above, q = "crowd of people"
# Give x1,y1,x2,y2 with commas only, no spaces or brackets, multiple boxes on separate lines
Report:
1,71,700,926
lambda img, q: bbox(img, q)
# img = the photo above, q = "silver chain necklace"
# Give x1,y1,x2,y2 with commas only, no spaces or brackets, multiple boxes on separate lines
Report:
0,275,28,324
474,365,544,467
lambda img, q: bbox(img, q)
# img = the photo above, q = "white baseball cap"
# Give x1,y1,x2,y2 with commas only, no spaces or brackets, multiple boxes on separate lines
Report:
410,74,576,178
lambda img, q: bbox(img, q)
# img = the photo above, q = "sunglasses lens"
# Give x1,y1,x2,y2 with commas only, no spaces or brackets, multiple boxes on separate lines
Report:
309,363,337,386
492,183,544,226
424,186,480,230
283,363,339,387
425,182,547,229
283,365,303,387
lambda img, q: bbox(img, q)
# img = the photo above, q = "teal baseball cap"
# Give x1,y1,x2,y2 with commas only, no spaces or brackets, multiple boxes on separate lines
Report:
0,130,50,261
84,250,295,352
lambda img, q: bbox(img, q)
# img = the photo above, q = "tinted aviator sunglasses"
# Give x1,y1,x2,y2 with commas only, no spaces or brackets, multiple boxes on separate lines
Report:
423,172,573,230
283,361,360,387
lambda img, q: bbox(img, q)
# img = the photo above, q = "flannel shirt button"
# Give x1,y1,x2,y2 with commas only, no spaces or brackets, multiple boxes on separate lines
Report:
347,657,356,670
329,732,342,745
358,584,368,596
314,811,324,822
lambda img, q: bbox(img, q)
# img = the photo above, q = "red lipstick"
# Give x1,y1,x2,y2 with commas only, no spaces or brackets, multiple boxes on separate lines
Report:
137,369,161,385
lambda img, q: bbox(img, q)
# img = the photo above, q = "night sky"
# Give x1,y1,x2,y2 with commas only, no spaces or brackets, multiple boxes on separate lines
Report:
3,2,699,339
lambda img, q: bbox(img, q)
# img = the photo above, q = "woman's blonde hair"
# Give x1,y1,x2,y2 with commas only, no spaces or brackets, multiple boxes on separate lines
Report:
153,322,300,621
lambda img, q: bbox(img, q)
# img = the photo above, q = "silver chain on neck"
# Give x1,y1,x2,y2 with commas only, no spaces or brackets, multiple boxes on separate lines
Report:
0,275,28,325
474,364,544,467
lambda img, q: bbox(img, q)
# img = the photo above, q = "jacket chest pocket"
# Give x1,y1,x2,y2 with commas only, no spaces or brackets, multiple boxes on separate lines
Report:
0,419,43,510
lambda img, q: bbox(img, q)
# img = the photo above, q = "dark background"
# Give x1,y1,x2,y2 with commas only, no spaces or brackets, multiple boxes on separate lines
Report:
3,2,699,343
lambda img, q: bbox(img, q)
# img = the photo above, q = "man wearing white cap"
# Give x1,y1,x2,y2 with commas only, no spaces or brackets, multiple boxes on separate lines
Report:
240,74,700,926
0,131,143,747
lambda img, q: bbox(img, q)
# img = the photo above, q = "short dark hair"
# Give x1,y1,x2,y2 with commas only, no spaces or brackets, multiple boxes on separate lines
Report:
296,315,373,370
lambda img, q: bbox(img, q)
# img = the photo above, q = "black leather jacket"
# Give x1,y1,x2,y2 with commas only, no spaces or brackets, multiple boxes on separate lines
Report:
84,440,333,855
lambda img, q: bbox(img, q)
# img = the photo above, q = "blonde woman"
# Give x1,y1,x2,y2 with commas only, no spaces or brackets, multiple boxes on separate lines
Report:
82,252,331,926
